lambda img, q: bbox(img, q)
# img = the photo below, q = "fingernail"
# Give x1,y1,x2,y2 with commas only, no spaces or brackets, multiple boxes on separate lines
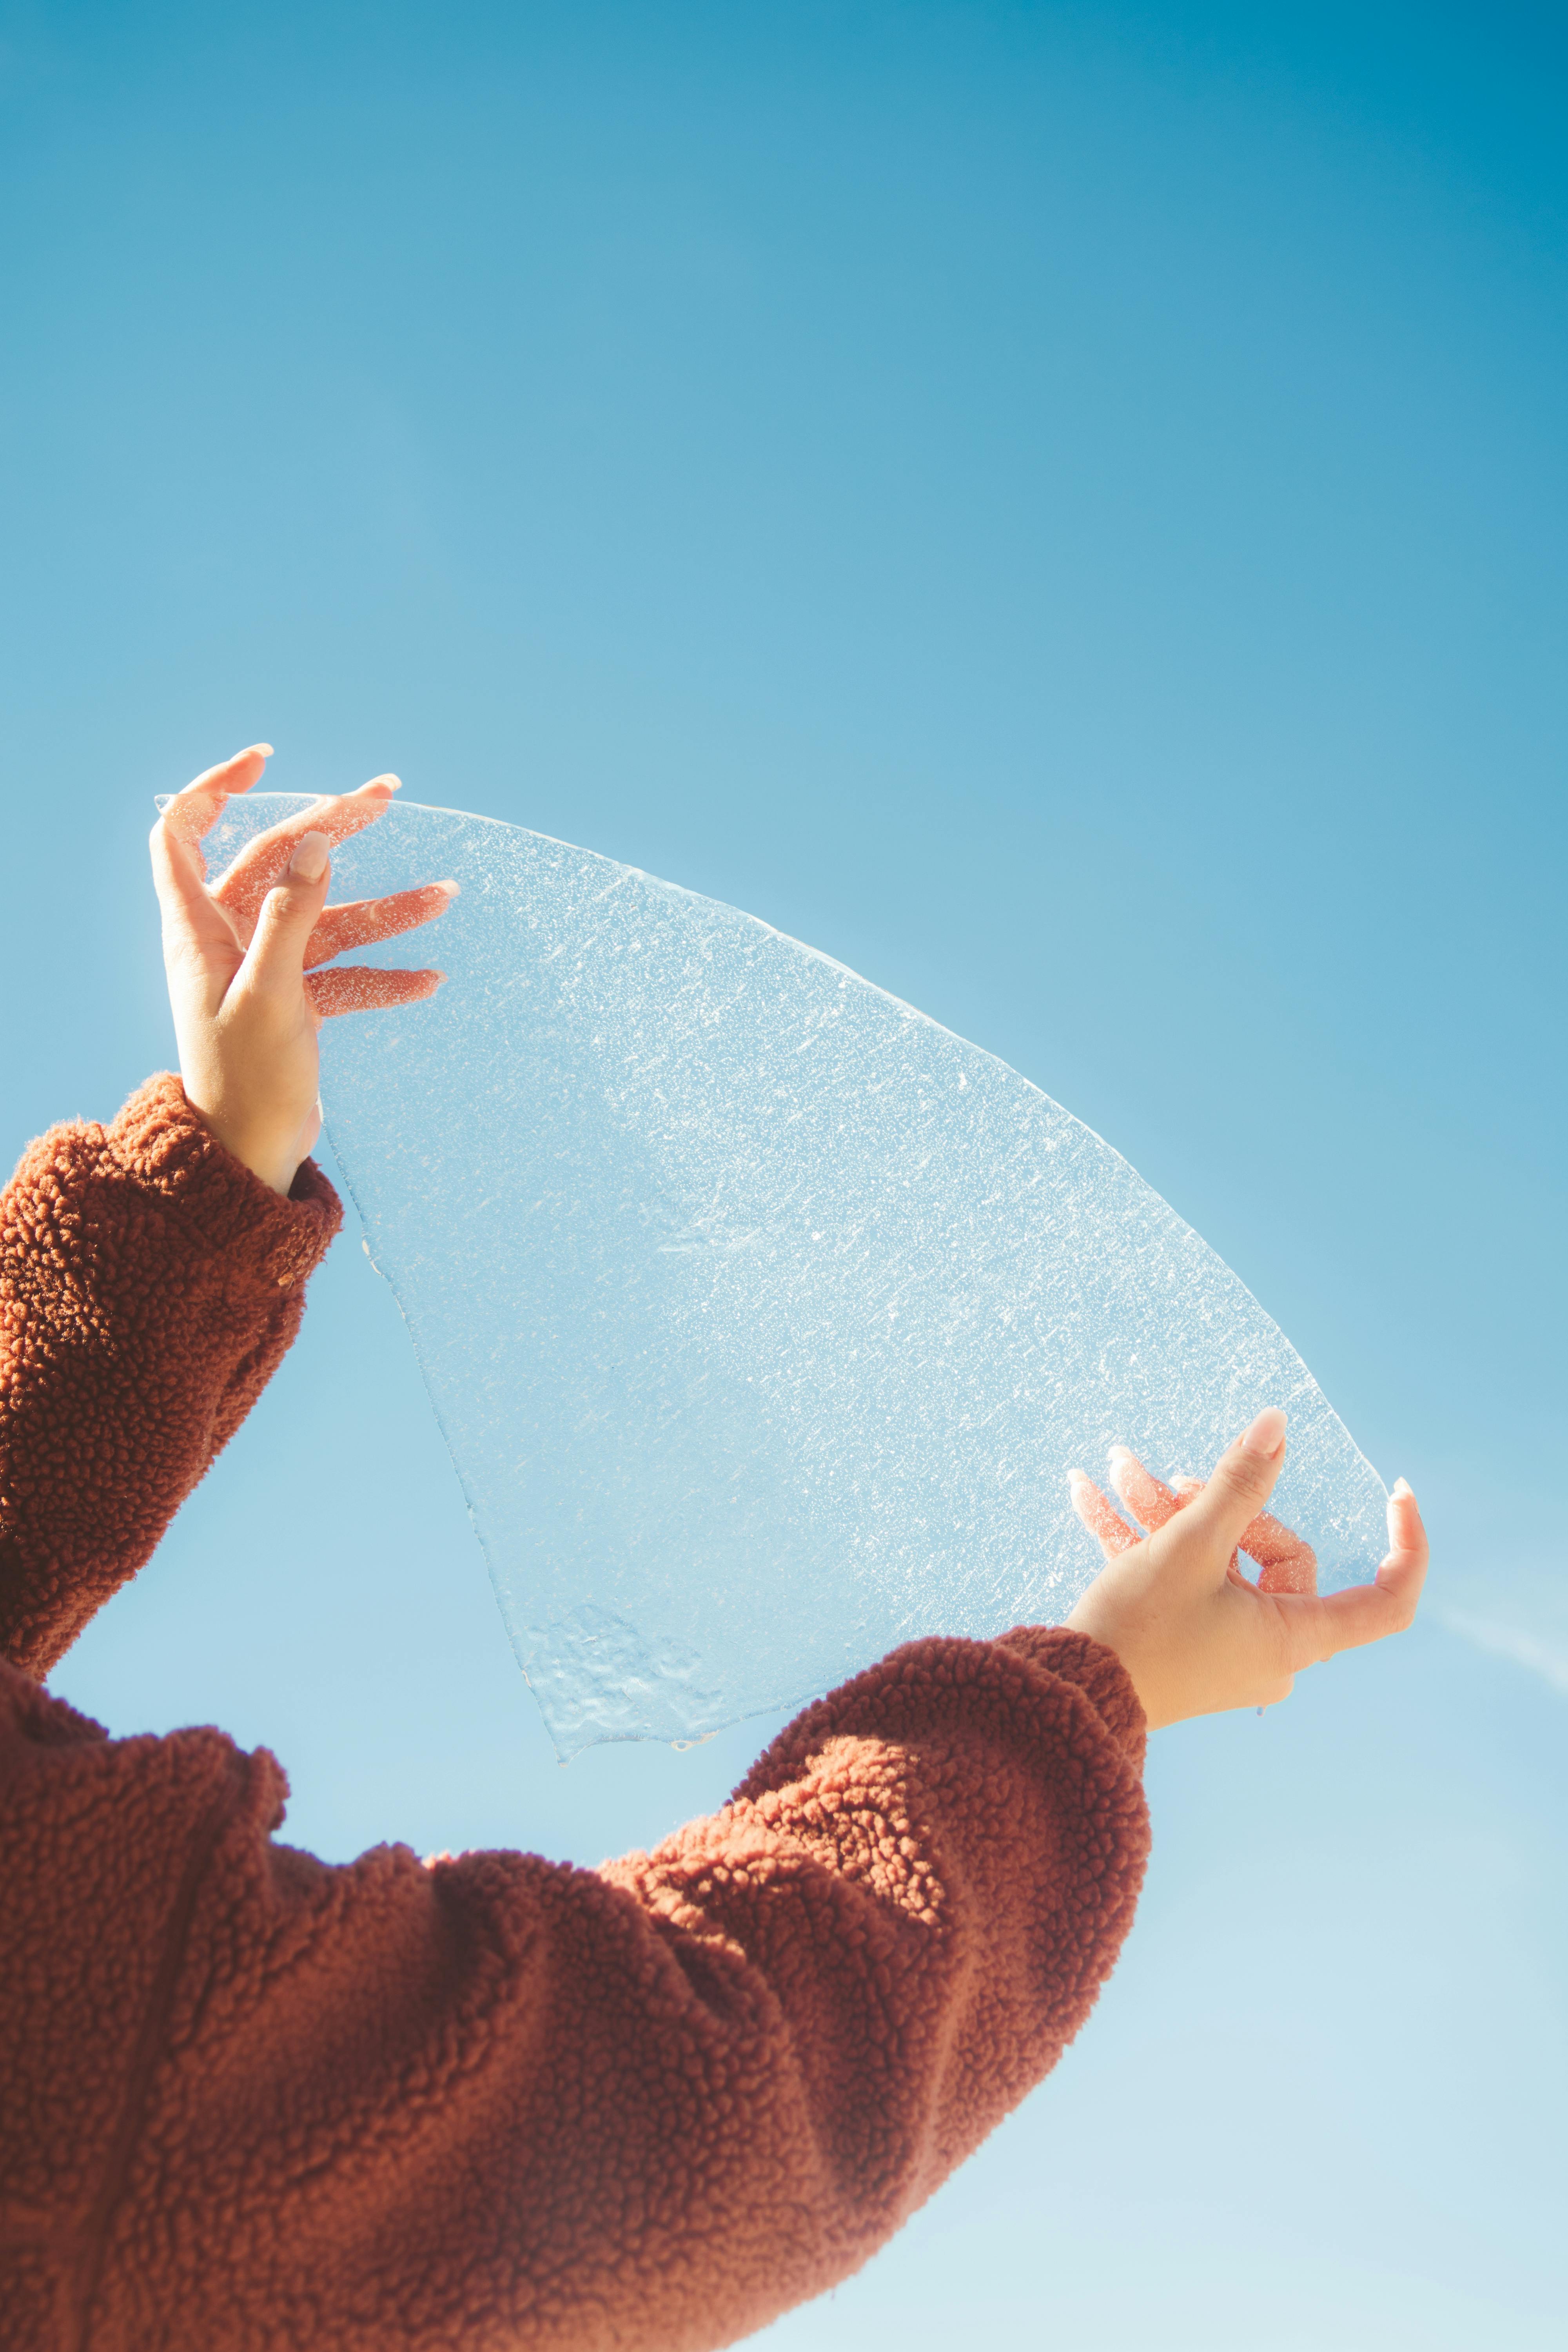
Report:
250,742,274,758
1066,1467,1088,1486
1390,1477,1414,1501
435,878,461,898
289,830,330,883
1106,1444,1131,1461
365,773,401,793
1240,1407,1287,1458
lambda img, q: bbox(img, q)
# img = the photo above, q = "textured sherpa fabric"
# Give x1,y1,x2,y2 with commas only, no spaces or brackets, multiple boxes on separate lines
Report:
0,1073,342,1679
0,1076,1151,2352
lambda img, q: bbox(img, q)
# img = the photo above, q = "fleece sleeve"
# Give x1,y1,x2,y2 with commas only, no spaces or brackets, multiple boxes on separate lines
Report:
0,1074,341,1677
0,1621,1147,2352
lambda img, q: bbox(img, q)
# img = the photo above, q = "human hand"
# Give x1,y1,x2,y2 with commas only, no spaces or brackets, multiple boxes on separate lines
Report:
1064,1408,1427,1729
150,744,456,1194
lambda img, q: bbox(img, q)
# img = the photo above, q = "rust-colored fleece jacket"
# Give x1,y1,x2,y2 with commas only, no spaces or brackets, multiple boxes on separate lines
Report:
0,1076,1151,2352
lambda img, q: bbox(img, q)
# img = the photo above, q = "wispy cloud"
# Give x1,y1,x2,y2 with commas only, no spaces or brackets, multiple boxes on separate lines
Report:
1439,1608,1568,1697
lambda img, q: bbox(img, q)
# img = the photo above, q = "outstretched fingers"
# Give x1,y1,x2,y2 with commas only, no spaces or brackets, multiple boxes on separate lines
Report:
1161,1408,1289,1584
150,803,251,999
1143,1452,1316,1595
150,813,218,931
304,881,459,970
1238,1511,1319,1596
1068,1470,1142,1559
1107,1448,1187,1532
210,775,403,929
1298,1479,1427,1661
156,743,275,872
305,966,446,1021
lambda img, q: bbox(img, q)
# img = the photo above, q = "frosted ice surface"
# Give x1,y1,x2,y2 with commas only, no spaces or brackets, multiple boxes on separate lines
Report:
198,796,1389,1755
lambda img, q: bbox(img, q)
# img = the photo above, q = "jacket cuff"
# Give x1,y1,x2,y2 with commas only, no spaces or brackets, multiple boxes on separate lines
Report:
997,1625,1147,1772
105,1074,343,1292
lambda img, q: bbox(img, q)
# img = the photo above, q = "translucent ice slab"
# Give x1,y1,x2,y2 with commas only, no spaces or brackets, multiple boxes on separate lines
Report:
195,796,1388,1755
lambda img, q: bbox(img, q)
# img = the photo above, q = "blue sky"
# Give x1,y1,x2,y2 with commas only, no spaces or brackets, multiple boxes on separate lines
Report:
2,4,1564,2344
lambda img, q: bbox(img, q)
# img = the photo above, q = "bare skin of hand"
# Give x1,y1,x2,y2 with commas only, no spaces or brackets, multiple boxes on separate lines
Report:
150,744,456,1193
1065,1408,1428,1730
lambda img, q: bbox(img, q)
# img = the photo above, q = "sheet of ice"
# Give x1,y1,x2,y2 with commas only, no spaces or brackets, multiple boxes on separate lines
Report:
196,795,1389,1755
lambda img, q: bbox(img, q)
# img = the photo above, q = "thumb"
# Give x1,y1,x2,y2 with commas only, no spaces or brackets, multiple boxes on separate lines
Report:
1164,1408,1289,1577
241,831,332,996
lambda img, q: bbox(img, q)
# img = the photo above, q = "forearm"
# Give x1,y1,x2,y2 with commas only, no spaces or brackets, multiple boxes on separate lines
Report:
0,1074,340,1676
582,1624,1149,2340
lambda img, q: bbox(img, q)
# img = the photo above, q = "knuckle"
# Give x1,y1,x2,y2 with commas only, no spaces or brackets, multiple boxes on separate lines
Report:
1376,1577,1418,1634
1214,1455,1269,1508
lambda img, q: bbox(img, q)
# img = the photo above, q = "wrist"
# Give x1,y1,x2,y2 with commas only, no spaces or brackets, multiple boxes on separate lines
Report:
218,1136,305,1196
179,1082,309,1196
1064,1595,1167,1730
105,1076,343,1281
